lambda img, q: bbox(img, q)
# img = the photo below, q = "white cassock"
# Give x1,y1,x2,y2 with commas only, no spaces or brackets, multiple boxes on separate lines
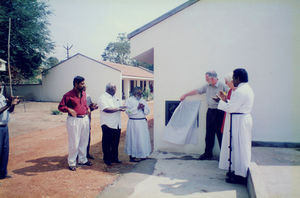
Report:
124,96,151,158
218,83,254,177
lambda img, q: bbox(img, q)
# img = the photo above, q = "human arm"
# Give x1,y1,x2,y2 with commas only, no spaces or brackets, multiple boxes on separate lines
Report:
180,90,199,101
58,95,77,117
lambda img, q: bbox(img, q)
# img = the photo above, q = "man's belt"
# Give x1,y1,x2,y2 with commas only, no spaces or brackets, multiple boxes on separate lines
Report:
0,124,7,127
231,113,244,115
76,114,87,118
129,118,147,120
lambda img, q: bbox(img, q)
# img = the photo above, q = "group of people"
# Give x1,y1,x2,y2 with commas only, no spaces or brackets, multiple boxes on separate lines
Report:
0,68,253,186
58,76,152,171
180,68,254,185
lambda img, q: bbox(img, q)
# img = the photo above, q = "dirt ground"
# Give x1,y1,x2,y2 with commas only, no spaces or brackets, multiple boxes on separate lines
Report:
0,101,154,198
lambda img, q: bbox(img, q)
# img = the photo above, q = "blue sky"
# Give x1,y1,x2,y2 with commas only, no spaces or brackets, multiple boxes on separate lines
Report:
48,0,184,61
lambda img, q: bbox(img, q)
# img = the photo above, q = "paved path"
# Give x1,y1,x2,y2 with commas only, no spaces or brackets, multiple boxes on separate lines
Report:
98,152,249,198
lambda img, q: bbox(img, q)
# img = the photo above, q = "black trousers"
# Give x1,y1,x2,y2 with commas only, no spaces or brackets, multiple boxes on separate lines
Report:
101,125,121,162
204,108,224,155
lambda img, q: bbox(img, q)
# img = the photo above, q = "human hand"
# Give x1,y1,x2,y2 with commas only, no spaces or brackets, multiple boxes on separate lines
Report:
138,103,144,110
180,95,186,101
68,108,77,117
219,91,227,102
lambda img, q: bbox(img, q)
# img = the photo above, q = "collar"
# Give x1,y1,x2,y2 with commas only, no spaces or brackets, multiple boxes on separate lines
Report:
209,80,219,87
237,82,246,88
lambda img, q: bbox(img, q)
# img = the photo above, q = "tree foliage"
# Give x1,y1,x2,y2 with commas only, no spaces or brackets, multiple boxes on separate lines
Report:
44,56,59,69
101,33,153,71
101,33,132,65
0,0,54,83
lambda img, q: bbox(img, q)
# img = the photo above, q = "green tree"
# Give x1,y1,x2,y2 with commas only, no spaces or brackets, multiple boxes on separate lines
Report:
101,33,153,71
44,56,59,69
101,33,132,65
0,0,54,83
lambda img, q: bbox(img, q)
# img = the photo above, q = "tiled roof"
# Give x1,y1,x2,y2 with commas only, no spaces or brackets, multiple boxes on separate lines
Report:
100,61,153,79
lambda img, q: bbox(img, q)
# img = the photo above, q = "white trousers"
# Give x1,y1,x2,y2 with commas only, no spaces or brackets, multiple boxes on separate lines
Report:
66,116,89,166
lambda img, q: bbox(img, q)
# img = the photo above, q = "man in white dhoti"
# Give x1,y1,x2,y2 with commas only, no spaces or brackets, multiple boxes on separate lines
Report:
218,73,235,175
216,68,254,184
124,87,151,162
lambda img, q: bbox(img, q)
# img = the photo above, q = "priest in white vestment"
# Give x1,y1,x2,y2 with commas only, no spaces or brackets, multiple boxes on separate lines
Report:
124,87,151,162
216,68,254,184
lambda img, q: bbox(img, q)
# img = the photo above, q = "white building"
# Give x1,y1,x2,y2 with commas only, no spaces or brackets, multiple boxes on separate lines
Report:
13,53,153,102
128,0,300,154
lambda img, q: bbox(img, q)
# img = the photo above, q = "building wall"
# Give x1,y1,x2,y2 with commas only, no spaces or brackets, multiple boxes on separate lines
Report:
130,0,300,154
41,54,122,102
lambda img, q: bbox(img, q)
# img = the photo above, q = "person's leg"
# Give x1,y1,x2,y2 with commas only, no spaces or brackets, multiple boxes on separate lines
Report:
0,127,9,178
215,109,225,148
204,109,215,156
111,128,121,163
78,117,90,165
101,125,112,164
66,117,80,168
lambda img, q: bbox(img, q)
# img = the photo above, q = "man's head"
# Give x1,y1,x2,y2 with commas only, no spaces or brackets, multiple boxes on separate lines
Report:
133,87,143,100
106,83,116,96
206,71,218,85
73,76,85,92
233,68,248,87
224,72,234,89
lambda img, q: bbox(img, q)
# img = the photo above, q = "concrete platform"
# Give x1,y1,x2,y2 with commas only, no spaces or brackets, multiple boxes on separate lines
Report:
251,147,300,198
97,152,249,198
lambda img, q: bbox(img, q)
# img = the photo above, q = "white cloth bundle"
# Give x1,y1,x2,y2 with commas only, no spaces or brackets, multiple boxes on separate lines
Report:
163,100,201,145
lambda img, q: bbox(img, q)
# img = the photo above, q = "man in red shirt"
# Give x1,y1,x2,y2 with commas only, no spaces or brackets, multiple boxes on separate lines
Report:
58,76,92,171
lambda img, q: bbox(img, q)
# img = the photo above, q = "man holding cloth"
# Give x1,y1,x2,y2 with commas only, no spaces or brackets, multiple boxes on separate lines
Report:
216,68,254,184
58,76,91,171
180,71,228,160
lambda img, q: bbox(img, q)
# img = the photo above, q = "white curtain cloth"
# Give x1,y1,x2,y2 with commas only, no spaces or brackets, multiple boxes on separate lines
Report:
163,100,201,145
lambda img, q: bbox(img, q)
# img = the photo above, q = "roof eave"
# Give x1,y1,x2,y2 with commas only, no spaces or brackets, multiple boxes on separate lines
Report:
128,0,199,39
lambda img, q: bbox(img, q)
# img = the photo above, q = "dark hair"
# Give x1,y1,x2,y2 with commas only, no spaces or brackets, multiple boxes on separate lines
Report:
233,68,248,83
73,76,85,87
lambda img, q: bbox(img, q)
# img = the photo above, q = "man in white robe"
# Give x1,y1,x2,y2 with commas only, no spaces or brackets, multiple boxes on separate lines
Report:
124,87,151,162
216,68,254,184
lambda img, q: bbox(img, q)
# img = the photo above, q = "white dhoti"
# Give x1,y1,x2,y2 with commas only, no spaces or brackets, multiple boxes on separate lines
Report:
231,114,252,177
125,119,151,158
219,113,230,170
66,116,90,166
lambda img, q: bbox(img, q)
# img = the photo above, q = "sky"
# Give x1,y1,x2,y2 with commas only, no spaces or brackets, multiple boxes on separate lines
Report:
48,0,185,61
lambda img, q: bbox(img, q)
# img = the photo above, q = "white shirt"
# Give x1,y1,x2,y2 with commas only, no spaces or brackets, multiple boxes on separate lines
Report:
218,83,254,114
125,96,150,118
97,92,121,129
0,94,9,125
86,94,92,107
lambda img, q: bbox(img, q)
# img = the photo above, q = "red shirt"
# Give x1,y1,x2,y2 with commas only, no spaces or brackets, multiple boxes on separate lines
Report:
58,89,88,116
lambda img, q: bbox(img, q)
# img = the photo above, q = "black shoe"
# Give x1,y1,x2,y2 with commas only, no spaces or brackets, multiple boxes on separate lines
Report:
140,157,149,161
104,161,112,166
198,153,213,160
0,174,12,179
226,175,247,185
78,161,92,166
87,155,95,160
226,171,235,178
69,166,76,171
112,160,122,164
129,156,140,162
